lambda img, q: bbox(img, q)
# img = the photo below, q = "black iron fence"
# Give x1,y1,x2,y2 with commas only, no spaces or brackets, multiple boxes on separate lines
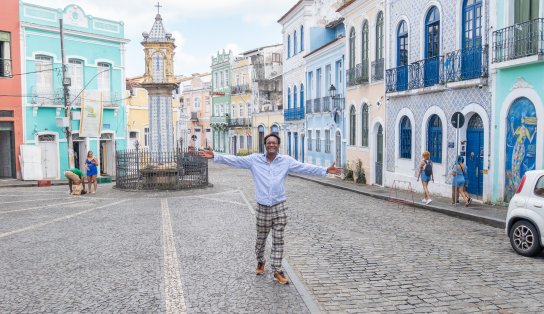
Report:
492,18,544,63
115,147,208,190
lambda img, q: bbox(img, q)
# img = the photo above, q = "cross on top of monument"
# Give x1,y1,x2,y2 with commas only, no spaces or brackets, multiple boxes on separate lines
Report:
155,2,162,14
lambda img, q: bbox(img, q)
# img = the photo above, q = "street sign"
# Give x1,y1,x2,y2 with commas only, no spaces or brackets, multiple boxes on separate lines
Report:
451,112,465,129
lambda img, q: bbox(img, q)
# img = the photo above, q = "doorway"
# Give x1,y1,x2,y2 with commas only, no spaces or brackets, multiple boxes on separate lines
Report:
335,130,342,166
375,125,383,185
0,122,15,178
100,133,115,176
37,133,59,179
466,114,484,196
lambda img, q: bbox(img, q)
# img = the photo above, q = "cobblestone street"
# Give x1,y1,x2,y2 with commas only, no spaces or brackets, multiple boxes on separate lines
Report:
1,163,544,313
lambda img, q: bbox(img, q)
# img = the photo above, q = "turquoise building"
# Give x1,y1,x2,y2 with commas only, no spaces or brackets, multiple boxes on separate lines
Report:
20,2,129,179
491,0,543,203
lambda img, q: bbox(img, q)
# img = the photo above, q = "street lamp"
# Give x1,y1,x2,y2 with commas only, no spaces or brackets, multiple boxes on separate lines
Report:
329,84,336,99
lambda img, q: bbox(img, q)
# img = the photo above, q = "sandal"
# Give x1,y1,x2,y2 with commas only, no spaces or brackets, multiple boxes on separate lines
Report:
468,198,472,205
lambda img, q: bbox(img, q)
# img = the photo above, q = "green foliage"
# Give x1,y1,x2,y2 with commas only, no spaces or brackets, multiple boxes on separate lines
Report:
343,163,354,181
236,149,251,156
354,159,366,184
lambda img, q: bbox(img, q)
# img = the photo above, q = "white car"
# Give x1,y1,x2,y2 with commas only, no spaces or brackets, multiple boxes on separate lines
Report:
506,170,544,257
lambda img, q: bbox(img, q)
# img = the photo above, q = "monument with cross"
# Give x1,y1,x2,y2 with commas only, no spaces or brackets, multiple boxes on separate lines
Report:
140,2,178,153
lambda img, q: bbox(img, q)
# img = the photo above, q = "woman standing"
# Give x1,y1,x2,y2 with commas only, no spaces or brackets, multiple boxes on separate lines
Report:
417,151,433,205
85,151,98,194
451,156,471,206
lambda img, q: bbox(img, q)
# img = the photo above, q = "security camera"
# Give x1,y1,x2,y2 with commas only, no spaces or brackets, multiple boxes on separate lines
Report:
386,96,390,101
478,83,483,89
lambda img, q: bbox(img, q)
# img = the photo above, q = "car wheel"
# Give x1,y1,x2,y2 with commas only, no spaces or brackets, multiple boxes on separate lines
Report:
509,220,542,257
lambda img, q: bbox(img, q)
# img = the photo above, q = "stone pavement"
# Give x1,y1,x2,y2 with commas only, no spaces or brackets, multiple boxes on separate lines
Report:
1,170,507,229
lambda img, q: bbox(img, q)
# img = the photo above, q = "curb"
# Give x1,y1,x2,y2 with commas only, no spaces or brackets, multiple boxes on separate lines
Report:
290,174,505,229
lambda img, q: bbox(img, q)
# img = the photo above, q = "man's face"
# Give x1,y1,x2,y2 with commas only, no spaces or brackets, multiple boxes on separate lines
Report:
265,138,279,155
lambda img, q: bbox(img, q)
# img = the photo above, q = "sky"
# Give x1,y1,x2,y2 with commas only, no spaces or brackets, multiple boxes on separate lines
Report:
24,0,295,77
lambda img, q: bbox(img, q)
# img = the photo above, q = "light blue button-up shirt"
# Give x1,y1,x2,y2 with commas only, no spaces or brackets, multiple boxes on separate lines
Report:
214,153,327,206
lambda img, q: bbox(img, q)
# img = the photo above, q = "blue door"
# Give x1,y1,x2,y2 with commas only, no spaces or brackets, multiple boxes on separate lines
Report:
424,7,440,87
294,132,299,160
301,135,305,162
466,114,484,196
462,0,482,79
397,21,408,91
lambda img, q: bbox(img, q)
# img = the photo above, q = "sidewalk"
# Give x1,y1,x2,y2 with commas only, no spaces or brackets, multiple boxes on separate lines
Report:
290,174,507,229
1,174,507,229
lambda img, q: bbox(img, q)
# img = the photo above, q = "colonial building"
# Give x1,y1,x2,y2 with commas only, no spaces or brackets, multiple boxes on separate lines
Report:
278,0,313,160
384,0,492,201
179,73,212,150
0,0,21,178
304,16,346,168
490,0,543,204
210,50,232,153
229,56,253,155
338,0,386,185
20,2,128,179
242,44,284,154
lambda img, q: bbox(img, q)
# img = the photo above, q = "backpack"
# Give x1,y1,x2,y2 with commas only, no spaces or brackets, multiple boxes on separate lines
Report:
424,160,433,176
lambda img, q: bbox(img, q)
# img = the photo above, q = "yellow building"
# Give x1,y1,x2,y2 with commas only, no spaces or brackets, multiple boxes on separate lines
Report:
338,0,386,185
229,57,253,154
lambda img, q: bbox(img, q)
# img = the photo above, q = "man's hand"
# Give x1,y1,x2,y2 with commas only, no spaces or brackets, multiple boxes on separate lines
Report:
198,149,214,159
326,162,342,175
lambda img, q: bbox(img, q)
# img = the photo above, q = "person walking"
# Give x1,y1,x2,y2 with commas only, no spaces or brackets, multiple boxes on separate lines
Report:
416,151,434,205
85,151,98,194
451,156,472,206
64,167,86,195
199,133,341,285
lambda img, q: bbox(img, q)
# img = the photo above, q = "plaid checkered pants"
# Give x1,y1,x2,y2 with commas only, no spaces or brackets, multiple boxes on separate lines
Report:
255,202,287,272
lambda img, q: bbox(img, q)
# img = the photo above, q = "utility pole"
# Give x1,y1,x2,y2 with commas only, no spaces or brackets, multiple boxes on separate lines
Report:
60,19,75,168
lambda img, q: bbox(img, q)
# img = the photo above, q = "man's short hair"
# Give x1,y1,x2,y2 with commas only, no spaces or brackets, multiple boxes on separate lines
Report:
264,133,281,145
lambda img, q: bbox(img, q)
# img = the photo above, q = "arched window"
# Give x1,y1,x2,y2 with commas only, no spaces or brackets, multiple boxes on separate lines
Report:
271,125,280,136
300,25,304,51
397,21,409,91
287,35,291,58
361,103,369,147
462,0,482,79
427,114,442,163
294,30,298,55
400,116,412,159
349,105,356,145
424,6,440,86
258,125,265,153
349,27,356,70
293,85,298,108
376,12,384,60
361,21,369,80
287,87,291,109
397,21,408,66
300,83,304,108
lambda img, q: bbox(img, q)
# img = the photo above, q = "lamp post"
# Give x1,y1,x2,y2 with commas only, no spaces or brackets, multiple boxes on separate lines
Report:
329,84,336,99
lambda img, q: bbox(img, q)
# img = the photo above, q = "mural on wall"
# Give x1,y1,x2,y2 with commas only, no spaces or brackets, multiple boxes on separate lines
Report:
505,97,537,202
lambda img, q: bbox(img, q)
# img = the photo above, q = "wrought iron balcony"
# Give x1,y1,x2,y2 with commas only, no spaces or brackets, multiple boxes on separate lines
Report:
284,107,305,121
385,46,489,93
305,99,313,113
190,112,199,122
322,97,331,112
30,86,63,106
210,115,228,126
492,18,544,63
231,84,251,94
228,118,251,127
346,63,369,87
0,58,12,77
371,58,384,81
313,98,321,113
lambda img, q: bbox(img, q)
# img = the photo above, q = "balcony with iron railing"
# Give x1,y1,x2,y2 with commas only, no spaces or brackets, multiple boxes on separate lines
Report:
313,98,321,113
284,107,305,121
228,118,251,127
371,58,384,81
346,63,369,87
30,86,64,106
210,115,228,126
492,18,544,64
321,96,331,112
386,45,489,93
231,84,251,95
0,58,12,77
305,99,313,114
